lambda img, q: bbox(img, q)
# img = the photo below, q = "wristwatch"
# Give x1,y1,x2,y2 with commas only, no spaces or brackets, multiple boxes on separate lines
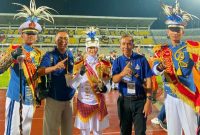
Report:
146,96,154,101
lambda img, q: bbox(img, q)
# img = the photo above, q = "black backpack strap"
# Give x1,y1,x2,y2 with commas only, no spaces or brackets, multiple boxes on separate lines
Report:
35,52,54,105
65,50,69,74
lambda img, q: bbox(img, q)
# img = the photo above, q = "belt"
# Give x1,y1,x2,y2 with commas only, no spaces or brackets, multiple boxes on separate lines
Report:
119,94,145,100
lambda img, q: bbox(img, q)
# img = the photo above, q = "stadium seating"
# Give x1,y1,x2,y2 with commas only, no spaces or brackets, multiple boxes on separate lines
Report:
0,27,155,46
1,27,199,49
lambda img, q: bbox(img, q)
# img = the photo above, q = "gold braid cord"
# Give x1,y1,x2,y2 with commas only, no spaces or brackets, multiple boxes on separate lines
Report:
0,50,13,73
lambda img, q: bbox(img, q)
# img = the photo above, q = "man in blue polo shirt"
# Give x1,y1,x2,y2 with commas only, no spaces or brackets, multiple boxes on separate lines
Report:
112,35,153,135
38,31,75,135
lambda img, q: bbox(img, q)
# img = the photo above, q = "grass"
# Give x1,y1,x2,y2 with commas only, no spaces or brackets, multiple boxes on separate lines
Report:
156,75,163,86
0,68,164,89
0,70,10,88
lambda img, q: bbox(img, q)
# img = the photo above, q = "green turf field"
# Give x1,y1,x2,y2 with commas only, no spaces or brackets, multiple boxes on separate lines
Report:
0,70,10,88
0,69,163,89
156,75,163,86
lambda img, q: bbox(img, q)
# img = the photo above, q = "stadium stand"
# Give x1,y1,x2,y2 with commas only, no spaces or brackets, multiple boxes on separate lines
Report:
0,28,155,45
0,13,166,58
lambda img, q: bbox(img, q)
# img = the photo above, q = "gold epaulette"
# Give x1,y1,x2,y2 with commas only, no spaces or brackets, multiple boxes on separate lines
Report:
153,44,162,53
0,44,19,73
186,40,200,55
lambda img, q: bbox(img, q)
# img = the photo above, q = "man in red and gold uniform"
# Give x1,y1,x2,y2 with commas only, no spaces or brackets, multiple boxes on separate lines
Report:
153,1,200,135
0,0,54,134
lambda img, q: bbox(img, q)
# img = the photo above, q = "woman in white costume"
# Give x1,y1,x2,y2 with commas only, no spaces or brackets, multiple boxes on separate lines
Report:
73,27,111,135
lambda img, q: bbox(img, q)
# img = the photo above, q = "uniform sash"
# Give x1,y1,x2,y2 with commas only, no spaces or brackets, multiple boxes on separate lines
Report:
77,61,108,122
10,45,42,105
155,45,200,112
22,46,41,105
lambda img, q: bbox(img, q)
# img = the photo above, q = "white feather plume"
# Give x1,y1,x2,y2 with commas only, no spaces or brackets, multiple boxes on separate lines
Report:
162,4,173,16
13,0,57,23
162,0,199,24
85,26,99,34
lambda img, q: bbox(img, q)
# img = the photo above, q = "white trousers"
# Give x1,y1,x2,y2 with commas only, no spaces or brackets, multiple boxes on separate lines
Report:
4,97,34,135
165,94,198,135
43,97,73,135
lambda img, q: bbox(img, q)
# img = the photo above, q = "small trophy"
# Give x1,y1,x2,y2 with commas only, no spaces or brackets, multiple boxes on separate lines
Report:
122,60,133,83
65,73,73,87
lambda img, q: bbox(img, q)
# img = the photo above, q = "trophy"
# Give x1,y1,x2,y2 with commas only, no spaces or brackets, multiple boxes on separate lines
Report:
122,60,134,83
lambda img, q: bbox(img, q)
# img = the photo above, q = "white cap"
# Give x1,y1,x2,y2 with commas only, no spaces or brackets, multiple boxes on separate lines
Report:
19,20,42,34
85,37,99,49
165,20,185,29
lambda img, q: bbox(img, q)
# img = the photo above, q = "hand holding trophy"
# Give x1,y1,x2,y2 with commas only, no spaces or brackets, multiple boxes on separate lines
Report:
94,58,111,93
96,58,112,82
121,61,133,82
63,57,73,87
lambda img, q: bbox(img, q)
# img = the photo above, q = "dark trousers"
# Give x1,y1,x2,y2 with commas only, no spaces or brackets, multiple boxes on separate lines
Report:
117,96,147,135
197,115,200,135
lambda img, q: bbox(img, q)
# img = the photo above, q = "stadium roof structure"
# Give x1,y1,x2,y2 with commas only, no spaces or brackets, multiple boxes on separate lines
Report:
0,13,157,29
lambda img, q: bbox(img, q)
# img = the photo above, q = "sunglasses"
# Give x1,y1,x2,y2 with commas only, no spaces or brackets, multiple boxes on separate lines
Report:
23,32,38,35
168,27,182,33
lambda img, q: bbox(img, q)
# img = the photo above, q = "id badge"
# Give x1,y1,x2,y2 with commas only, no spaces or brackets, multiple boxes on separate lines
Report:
122,75,132,83
127,82,136,95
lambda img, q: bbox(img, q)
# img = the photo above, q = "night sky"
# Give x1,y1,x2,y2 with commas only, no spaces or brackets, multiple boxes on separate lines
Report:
0,0,200,29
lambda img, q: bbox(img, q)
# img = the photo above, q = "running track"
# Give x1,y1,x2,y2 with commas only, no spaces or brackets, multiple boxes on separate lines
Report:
0,90,167,135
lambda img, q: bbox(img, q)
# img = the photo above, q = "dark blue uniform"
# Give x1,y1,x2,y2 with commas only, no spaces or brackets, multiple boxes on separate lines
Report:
112,52,153,135
40,47,75,101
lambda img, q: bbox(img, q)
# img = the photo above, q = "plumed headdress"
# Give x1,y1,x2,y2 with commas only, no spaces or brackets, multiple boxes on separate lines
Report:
13,0,56,34
85,26,99,49
162,0,199,28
